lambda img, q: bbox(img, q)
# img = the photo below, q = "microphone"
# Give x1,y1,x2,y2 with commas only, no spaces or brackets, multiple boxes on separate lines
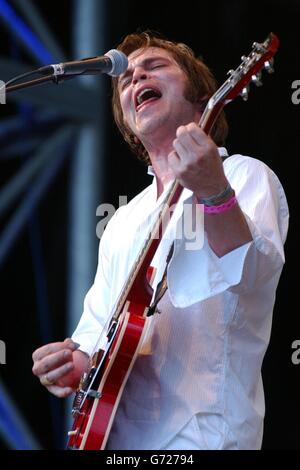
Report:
38,49,128,78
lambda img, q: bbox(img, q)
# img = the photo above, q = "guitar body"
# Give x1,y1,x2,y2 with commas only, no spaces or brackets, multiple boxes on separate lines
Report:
68,304,148,450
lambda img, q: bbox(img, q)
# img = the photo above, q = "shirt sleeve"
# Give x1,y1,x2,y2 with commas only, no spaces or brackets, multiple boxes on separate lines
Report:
71,211,118,356
167,155,289,308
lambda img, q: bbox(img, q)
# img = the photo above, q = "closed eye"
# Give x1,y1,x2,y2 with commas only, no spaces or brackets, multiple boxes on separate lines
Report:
151,63,166,70
120,77,132,90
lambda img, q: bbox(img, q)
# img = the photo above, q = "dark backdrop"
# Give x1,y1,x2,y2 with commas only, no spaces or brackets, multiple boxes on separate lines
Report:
0,0,299,450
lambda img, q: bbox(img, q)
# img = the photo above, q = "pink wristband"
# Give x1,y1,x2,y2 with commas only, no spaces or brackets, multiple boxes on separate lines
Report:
203,193,237,214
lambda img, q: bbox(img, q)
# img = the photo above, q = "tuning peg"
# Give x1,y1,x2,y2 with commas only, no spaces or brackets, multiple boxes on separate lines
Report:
264,59,274,74
227,69,235,76
240,87,249,101
251,73,263,86
241,55,248,62
252,41,264,53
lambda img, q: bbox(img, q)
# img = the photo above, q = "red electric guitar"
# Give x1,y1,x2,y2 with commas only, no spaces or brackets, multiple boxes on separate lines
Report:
67,33,279,450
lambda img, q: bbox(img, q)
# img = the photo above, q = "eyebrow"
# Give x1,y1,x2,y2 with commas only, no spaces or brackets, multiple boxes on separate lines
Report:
118,56,172,85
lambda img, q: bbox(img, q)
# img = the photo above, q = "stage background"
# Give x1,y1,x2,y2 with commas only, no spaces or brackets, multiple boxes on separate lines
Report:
0,0,299,450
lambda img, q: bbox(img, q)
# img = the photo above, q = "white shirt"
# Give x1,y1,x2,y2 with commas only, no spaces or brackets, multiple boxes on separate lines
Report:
72,150,289,450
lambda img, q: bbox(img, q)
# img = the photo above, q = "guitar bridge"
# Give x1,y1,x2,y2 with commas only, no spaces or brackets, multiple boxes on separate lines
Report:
71,389,85,416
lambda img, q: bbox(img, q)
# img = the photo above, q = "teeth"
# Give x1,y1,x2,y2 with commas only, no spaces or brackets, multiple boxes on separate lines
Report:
137,88,157,105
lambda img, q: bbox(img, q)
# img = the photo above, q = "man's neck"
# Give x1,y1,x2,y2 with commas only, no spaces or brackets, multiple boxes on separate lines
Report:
138,114,202,198
149,150,175,199
142,138,176,199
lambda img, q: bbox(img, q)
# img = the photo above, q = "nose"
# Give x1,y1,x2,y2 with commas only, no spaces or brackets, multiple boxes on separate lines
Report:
132,66,148,85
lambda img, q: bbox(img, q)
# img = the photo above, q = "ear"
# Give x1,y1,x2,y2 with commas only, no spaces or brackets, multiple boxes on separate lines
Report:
133,136,141,145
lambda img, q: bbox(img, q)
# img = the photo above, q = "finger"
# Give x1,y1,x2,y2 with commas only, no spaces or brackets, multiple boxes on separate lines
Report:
32,339,79,362
186,122,205,145
46,385,74,398
63,337,80,348
173,139,189,160
44,361,74,384
32,349,74,376
179,122,211,149
168,150,181,169
176,127,203,155
186,123,216,151
176,126,195,150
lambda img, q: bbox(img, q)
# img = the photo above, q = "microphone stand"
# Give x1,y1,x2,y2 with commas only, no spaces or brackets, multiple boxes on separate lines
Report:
5,74,75,94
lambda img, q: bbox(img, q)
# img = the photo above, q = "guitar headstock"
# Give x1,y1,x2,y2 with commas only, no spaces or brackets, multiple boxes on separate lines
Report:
213,33,279,106
201,33,279,133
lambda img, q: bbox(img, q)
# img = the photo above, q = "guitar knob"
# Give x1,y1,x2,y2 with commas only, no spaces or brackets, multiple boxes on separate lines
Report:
240,87,249,101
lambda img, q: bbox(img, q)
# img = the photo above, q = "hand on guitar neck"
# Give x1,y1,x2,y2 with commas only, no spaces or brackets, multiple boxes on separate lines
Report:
32,338,89,398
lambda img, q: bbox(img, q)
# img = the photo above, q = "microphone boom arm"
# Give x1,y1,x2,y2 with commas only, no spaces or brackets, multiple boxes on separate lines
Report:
3,49,128,94
5,72,80,94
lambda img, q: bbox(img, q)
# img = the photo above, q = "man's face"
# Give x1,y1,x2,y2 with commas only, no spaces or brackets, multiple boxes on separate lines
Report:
118,47,201,143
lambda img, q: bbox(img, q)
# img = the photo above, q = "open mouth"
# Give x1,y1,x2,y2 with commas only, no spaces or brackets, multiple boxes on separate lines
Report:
135,87,162,111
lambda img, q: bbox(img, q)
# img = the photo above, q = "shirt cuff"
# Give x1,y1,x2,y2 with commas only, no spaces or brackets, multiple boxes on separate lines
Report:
71,330,108,357
167,208,285,308
167,236,251,308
